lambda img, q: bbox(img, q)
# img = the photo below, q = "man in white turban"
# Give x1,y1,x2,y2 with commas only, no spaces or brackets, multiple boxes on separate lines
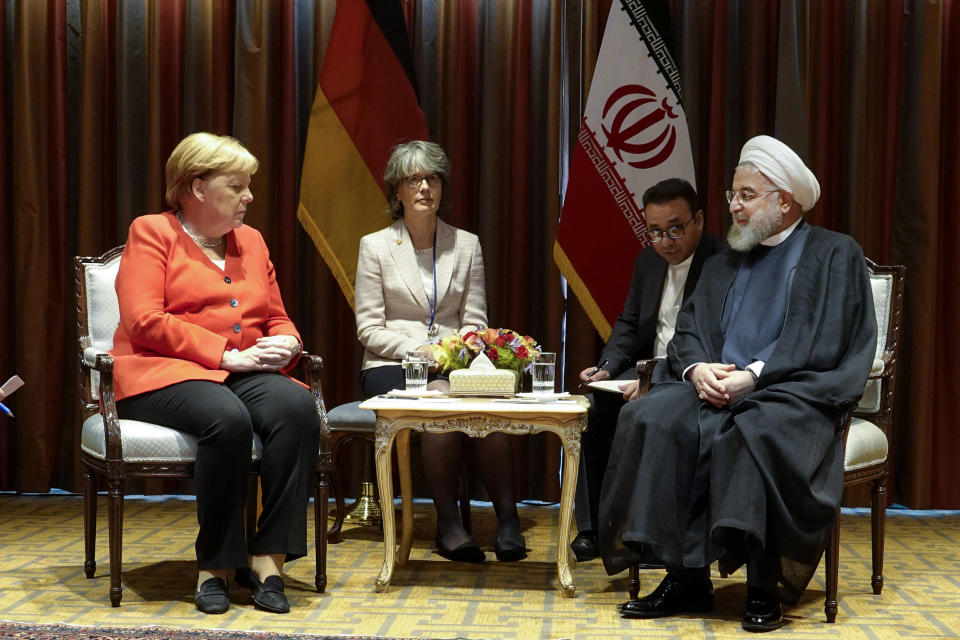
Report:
598,135,877,632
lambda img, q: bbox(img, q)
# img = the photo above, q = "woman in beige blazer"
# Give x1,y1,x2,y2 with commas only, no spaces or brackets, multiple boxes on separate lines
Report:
355,141,526,563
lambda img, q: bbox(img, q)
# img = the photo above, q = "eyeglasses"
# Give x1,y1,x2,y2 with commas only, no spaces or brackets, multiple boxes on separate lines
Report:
403,174,441,189
725,189,779,205
644,216,696,243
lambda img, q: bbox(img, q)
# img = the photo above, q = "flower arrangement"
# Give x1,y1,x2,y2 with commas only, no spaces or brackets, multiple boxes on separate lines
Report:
430,327,541,375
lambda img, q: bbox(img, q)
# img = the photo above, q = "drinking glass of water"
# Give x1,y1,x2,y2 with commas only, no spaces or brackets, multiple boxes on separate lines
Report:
531,351,556,395
403,351,430,392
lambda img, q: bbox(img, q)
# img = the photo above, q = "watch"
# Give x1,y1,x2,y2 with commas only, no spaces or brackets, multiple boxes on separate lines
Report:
748,368,759,383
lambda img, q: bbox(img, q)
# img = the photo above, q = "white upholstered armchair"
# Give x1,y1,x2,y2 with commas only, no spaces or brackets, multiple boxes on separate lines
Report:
75,246,333,606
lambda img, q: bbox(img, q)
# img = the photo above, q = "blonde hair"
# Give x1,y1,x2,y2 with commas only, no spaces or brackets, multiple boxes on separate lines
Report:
165,132,259,208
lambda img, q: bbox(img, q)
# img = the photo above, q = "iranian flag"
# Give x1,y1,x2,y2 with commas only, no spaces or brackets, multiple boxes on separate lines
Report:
554,0,695,340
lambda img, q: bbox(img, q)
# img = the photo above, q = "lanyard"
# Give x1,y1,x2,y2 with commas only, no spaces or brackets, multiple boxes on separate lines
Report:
427,229,438,336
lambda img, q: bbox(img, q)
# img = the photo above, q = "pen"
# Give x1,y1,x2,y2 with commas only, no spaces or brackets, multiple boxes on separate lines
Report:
0,402,13,418
578,358,609,389
586,358,609,378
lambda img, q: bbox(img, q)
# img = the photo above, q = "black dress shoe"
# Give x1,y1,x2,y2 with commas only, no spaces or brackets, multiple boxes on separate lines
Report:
235,567,290,614
435,538,486,563
742,589,784,632
195,577,230,614
494,534,527,562
570,531,599,562
619,573,714,619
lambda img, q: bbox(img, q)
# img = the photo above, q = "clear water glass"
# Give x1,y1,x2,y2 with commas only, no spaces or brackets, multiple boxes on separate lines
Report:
531,352,556,395
403,351,430,392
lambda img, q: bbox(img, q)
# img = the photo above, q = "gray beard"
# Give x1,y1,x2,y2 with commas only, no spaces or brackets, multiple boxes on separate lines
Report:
727,203,783,252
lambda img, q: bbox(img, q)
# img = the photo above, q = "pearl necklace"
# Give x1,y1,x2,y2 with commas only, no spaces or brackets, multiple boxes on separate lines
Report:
176,212,224,248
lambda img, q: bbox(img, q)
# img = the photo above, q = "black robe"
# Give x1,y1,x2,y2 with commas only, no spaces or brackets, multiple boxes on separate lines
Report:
598,224,877,602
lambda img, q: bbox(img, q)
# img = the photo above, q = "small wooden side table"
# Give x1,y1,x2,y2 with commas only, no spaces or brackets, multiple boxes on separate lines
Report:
358,395,589,597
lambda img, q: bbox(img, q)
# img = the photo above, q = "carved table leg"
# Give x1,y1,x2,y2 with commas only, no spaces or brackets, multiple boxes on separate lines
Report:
397,430,414,566
374,424,397,592
556,423,583,597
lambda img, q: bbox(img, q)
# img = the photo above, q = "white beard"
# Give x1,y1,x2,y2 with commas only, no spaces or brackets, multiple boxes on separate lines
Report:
727,200,783,252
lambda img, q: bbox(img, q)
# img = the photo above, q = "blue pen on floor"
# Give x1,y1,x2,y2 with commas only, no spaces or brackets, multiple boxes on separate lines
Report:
0,402,13,418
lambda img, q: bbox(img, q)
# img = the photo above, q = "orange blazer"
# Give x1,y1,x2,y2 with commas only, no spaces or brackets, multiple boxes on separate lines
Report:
109,211,301,401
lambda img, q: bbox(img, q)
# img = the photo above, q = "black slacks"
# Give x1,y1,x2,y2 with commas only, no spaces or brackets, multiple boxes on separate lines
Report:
117,372,320,569
574,370,636,532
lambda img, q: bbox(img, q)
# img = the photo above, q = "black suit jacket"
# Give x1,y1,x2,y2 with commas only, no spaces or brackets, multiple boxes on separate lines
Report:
600,233,725,377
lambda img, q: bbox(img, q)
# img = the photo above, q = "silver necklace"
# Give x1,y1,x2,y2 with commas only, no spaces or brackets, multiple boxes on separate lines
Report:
176,212,224,248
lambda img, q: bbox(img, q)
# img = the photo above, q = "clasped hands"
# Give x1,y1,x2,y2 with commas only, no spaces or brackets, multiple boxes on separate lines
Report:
220,335,301,372
690,363,755,408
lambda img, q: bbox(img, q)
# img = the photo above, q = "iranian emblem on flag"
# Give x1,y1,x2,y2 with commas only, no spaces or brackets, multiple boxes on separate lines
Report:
555,0,695,340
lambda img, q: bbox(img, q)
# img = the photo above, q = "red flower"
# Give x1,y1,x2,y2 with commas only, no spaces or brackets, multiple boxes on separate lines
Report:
515,345,529,359
487,347,499,361
495,334,508,347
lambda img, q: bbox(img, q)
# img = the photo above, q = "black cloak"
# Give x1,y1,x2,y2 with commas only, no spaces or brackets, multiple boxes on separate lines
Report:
598,225,877,601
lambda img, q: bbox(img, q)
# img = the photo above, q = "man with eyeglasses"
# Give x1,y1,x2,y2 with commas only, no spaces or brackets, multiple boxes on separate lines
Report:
571,178,724,563
599,136,876,632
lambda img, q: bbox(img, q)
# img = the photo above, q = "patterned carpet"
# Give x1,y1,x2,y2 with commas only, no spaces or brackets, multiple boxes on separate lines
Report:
0,494,958,639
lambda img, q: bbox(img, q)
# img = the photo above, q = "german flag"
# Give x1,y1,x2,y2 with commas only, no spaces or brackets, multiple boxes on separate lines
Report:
298,0,429,308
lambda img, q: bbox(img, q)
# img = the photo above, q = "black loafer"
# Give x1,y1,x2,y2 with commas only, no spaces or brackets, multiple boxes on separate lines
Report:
570,531,599,562
195,576,230,614
235,567,290,614
619,573,714,619
435,538,486,563
742,589,784,632
494,535,527,562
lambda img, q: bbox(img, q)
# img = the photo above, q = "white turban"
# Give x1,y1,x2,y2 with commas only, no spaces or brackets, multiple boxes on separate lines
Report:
738,135,820,212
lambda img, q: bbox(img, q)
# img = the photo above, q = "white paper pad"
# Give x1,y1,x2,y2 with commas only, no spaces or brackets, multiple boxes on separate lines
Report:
587,380,632,394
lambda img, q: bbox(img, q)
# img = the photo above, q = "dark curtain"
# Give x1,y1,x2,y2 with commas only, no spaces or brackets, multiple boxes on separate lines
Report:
1,0,958,508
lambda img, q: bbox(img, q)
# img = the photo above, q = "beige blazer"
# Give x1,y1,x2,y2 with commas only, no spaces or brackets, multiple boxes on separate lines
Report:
355,218,488,370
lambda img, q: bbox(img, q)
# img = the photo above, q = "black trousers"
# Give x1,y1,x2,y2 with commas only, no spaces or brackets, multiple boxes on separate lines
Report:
117,372,320,570
574,370,636,532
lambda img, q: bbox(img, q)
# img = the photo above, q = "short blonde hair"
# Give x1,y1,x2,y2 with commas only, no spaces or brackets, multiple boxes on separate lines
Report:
165,132,259,208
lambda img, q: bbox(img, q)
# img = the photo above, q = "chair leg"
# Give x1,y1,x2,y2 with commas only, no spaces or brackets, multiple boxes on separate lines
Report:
628,564,640,601
327,440,346,543
83,469,98,579
824,510,840,623
315,468,329,593
107,477,124,607
871,475,887,595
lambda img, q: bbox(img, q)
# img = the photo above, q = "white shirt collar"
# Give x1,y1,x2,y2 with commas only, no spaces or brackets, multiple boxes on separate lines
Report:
761,216,803,246
668,251,696,271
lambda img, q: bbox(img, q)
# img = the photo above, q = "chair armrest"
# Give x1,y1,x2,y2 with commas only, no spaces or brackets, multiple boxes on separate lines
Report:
85,352,124,462
83,347,110,369
866,350,895,380
634,357,664,397
294,352,332,451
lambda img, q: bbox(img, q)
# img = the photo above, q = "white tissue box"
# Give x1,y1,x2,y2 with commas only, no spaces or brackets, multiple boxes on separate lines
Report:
449,368,518,395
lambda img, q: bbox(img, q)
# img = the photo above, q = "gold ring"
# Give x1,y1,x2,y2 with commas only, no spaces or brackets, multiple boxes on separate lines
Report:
698,393,705,400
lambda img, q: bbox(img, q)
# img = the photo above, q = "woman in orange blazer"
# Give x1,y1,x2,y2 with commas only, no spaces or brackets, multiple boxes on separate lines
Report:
110,133,318,615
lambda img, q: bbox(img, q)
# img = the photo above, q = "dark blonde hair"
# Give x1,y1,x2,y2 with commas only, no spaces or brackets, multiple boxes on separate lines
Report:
165,132,259,208
383,141,451,219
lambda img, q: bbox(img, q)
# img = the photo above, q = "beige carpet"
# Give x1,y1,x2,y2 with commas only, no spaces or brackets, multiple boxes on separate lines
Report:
0,494,958,639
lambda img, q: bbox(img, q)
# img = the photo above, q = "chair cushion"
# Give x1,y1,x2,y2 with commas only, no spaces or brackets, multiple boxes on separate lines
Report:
844,417,888,471
84,258,122,398
327,401,377,433
858,274,893,414
81,413,263,463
